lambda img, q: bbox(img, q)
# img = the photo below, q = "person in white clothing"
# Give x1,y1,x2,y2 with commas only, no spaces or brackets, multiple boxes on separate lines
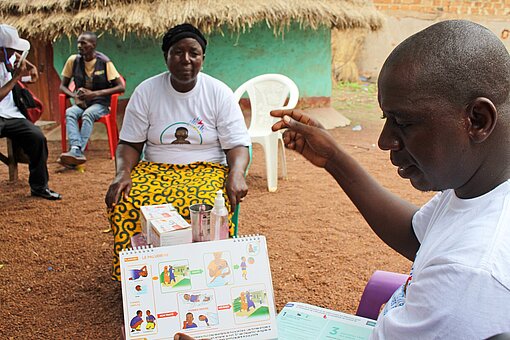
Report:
0,24,61,200
268,20,510,339
105,23,250,281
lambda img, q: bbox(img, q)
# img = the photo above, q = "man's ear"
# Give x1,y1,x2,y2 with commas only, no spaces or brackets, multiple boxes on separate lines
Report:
466,97,497,143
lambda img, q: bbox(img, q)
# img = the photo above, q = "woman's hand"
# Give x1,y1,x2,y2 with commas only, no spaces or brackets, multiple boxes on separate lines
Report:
271,109,340,169
225,170,248,212
104,142,144,209
174,333,205,340
105,171,132,209
225,146,250,212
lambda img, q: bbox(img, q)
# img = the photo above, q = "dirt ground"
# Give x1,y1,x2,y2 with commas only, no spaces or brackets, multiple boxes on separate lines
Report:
0,84,433,339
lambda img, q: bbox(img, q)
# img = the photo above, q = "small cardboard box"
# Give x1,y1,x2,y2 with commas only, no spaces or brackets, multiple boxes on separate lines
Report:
140,204,177,244
151,215,192,247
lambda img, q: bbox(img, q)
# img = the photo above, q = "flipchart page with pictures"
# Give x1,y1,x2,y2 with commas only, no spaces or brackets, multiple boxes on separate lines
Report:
120,235,278,339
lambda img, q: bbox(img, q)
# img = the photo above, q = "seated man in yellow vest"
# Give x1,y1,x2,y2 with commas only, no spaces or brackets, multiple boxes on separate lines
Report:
58,31,124,166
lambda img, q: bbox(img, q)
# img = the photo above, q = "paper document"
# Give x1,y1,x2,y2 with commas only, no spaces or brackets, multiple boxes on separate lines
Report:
120,235,278,339
277,302,376,340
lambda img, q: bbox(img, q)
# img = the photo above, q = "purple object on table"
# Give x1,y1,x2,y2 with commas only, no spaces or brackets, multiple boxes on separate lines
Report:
131,233,148,248
356,270,409,320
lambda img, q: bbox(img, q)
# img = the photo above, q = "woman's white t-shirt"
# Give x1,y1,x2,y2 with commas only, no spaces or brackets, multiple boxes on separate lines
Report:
120,72,250,165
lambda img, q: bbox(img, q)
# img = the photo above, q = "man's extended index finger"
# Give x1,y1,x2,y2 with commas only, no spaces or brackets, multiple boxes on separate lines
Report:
270,109,286,117
272,120,286,132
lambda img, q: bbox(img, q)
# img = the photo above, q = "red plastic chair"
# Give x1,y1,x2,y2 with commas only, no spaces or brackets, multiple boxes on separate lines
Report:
59,75,125,159
356,270,409,320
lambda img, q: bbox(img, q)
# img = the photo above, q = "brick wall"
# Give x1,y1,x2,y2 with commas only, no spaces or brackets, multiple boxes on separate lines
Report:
373,0,510,17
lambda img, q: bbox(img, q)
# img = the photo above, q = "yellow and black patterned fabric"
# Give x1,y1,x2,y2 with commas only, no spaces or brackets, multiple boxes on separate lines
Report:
108,161,232,281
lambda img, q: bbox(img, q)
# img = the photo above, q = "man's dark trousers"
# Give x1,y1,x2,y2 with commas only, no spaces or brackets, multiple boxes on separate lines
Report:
0,117,49,190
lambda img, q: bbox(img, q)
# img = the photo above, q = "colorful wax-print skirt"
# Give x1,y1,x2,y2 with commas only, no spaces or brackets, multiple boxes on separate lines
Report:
108,161,233,281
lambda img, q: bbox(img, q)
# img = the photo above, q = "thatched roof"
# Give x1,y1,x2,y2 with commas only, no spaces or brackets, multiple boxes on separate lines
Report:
0,0,384,41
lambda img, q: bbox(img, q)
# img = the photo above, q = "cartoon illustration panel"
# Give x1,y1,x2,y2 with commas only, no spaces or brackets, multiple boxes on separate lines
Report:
127,306,158,336
158,259,191,293
125,263,151,295
203,251,233,287
125,263,150,282
177,289,219,330
231,284,271,324
232,240,265,283
246,241,260,257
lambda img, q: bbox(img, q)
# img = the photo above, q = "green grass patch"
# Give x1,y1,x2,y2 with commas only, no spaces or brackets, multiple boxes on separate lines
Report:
336,81,377,93
332,81,382,124
249,306,269,317
173,278,191,288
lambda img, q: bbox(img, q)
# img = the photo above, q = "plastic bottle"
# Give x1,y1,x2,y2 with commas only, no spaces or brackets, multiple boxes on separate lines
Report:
211,190,229,240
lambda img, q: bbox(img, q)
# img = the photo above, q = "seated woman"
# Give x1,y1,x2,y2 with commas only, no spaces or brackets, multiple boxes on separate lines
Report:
105,23,250,281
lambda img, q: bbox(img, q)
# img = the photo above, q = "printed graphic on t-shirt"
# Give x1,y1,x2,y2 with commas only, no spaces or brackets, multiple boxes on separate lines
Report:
382,264,414,316
160,116,205,145
171,127,191,144
382,284,406,316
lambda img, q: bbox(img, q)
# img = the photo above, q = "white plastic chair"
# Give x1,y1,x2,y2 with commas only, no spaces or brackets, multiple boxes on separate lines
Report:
234,74,299,192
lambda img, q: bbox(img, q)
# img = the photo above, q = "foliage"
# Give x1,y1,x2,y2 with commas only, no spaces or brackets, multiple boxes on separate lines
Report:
332,81,380,125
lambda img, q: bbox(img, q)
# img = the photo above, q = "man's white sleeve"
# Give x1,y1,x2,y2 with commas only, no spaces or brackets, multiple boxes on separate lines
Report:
371,263,508,339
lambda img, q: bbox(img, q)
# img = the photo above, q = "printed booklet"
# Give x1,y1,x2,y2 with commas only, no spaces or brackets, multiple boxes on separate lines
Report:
277,302,376,340
120,235,277,339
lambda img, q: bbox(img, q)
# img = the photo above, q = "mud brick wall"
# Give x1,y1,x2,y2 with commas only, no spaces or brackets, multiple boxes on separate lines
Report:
373,0,510,17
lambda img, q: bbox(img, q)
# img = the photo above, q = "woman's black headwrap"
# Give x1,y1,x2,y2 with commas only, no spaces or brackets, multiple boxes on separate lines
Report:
162,23,207,55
